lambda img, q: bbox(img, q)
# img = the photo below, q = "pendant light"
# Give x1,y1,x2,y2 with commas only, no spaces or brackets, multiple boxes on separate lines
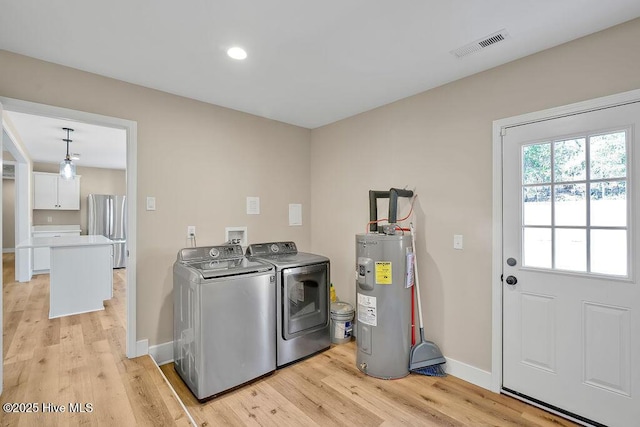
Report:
59,127,76,180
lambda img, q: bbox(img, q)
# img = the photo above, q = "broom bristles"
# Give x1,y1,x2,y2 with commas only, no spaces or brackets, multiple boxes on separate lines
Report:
411,363,446,377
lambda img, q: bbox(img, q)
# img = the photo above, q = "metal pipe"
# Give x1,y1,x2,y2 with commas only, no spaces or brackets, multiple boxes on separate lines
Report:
389,188,414,224
369,190,390,232
368,188,413,233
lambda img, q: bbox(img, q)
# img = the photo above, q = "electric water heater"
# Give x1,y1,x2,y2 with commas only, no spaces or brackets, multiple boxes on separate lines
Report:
355,233,412,379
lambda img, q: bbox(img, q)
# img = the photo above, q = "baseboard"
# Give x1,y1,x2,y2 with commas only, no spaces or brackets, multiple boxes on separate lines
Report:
3,248,15,253
444,356,492,390
136,339,149,357
143,339,492,389
149,340,173,365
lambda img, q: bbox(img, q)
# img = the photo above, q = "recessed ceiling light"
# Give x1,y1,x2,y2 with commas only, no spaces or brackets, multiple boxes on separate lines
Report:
227,47,247,60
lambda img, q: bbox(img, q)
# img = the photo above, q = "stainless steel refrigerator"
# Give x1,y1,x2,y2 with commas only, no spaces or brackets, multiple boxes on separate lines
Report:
88,194,127,268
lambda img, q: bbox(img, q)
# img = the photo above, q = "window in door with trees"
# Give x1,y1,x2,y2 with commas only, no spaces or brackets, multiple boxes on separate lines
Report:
521,129,628,276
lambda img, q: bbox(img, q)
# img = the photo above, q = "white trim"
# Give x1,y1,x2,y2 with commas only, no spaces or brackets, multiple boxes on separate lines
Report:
445,357,492,391
2,119,32,283
149,340,174,365
2,249,15,253
125,120,138,359
491,88,640,397
491,117,504,393
136,338,149,357
0,96,138,359
151,356,197,427
145,341,492,393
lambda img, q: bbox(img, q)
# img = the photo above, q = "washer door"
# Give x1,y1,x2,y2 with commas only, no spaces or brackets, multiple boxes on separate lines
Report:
282,263,328,339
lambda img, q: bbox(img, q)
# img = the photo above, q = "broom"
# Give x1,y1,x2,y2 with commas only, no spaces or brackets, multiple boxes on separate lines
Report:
409,222,446,377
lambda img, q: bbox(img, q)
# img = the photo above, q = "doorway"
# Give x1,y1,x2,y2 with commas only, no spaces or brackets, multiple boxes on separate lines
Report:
492,90,640,427
0,96,138,363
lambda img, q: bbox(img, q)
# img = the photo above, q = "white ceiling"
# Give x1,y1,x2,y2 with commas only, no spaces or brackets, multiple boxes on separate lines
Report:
5,111,127,170
2,1,640,132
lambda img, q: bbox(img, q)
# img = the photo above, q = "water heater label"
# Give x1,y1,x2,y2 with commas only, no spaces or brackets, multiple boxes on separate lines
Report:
357,293,377,326
375,262,392,285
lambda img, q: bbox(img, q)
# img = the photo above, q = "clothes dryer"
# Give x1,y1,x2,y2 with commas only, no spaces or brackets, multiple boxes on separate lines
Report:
246,241,330,367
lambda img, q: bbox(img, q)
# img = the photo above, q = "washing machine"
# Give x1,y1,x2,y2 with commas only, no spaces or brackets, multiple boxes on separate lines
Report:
173,244,275,400
246,241,330,367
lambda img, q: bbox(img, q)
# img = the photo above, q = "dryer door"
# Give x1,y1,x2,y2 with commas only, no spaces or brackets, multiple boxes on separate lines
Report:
282,263,328,339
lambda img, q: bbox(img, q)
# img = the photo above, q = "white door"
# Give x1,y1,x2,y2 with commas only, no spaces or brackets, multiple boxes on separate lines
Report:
502,101,640,427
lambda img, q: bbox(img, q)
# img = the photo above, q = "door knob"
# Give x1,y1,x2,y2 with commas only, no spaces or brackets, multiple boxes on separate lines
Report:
505,275,518,286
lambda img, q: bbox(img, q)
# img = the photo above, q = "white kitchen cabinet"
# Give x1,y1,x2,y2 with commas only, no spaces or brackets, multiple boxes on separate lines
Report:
32,225,81,273
33,172,81,210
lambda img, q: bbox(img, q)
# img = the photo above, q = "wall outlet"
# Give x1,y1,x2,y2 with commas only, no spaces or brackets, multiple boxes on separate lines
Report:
187,226,196,237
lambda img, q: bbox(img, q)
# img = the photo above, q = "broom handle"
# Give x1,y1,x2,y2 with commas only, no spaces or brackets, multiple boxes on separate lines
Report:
410,223,425,331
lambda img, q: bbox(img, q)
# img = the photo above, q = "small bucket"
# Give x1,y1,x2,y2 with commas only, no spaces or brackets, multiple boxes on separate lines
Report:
330,301,354,344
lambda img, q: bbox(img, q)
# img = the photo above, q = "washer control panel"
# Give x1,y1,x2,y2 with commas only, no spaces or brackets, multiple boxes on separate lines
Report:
178,244,244,263
246,241,297,256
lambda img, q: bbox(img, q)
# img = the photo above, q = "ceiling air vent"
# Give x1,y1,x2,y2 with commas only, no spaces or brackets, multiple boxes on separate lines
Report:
451,29,510,58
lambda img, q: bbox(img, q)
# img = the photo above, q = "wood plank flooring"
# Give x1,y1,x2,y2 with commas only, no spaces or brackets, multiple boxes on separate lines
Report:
161,338,577,426
1,253,191,427
3,251,578,426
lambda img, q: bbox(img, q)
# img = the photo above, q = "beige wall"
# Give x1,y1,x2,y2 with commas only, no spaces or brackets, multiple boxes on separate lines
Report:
3,178,15,249
2,17,640,372
32,162,126,234
0,50,312,346
310,18,640,371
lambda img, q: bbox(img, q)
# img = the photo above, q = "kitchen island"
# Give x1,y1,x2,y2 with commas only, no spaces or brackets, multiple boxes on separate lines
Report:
17,235,114,319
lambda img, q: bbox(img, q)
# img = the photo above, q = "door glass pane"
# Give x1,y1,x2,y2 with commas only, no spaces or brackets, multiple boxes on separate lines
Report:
554,184,586,226
523,143,551,184
591,230,627,276
555,228,586,272
590,132,626,180
554,138,586,182
524,186,551,226
523,227,551,268
591,181,626,227
519,129,629,277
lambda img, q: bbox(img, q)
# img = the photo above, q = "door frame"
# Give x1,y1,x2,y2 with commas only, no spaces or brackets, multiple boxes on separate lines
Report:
491,88,640,394
0,96,138,359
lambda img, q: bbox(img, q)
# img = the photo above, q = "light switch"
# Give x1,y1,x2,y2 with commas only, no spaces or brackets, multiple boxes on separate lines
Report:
146,196,156,211
453,234,463,250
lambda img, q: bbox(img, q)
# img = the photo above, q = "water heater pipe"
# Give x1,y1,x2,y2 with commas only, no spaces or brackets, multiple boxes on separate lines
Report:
368,188,414,232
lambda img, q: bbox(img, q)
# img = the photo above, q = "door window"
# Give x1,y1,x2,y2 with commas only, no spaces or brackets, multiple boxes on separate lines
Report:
521,130,628,276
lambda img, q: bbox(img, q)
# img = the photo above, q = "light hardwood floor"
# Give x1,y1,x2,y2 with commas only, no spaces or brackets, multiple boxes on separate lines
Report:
2,252,576,426
1,253,191,427
161,337,577,425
